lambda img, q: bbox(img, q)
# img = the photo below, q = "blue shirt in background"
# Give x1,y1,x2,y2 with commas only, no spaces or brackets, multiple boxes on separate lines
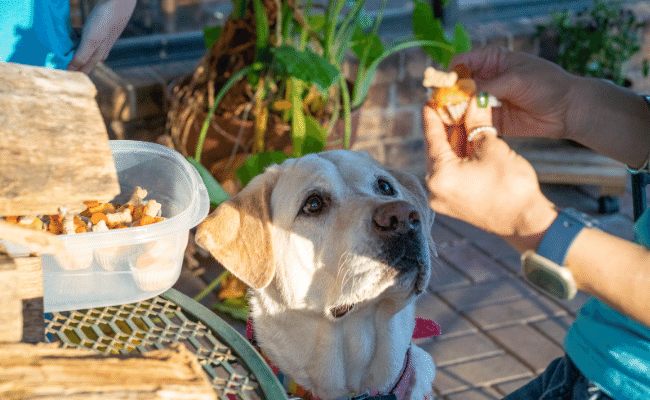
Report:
0,0,79,69
564,207,650,399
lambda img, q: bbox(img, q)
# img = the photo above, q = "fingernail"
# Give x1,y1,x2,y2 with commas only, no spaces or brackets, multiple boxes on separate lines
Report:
477,92,489,108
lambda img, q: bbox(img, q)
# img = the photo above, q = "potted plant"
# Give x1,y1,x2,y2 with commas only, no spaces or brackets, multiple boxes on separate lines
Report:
174,0,471,319
537,0,646,87
167,0,470,198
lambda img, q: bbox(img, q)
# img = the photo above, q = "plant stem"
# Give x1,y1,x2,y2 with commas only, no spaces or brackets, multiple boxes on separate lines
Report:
195,66,254,163
193,270,230,303
339,74,352,149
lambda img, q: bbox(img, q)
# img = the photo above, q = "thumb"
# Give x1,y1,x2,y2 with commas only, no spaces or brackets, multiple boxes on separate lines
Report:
423,106,457,162
465,95,509,159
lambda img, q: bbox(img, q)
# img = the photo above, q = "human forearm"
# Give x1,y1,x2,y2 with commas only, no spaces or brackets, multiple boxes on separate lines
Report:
568,76,650,169
565,227,650,327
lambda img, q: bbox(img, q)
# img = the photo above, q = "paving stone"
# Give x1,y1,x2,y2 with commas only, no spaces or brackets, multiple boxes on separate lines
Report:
443,387,502,400
431,223,463,248
471,233,520,264
435,213,491,242
497,253,524,275
437,240,508,284
488,324,565,373
416,294,477,338
554,290,592,315
434,354,532,395
494,376,536,396
438,279,539,312
419,332,503,367
428,258,472,292
531,315,576,347
463,296,568,330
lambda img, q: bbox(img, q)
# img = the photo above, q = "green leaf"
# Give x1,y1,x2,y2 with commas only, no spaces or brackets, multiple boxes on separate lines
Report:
412,0,452,66
236,151,291,187
351,27,385,68
452,23,472,55
203,26,222,49
213,298,249,321
271,45,340,94
186,156,230,207
307,15,327,34
301,115,327,155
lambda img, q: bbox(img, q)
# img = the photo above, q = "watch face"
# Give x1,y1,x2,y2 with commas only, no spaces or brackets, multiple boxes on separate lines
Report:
526,268,572,299
522,251,578,300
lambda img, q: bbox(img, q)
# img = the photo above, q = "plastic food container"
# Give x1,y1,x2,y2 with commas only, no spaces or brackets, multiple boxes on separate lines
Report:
22,141,209,312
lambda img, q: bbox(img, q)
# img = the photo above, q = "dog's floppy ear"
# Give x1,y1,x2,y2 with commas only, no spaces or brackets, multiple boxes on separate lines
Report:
385,166,437,258
195,168,279,289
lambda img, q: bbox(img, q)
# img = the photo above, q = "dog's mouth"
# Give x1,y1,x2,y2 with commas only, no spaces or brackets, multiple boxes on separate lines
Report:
329,304,355,318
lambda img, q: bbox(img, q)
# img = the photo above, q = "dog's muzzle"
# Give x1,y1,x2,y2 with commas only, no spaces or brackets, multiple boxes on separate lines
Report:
372,200,426,274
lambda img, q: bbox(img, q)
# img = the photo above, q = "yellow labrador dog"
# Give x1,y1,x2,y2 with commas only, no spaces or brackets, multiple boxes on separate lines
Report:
196,150,436,400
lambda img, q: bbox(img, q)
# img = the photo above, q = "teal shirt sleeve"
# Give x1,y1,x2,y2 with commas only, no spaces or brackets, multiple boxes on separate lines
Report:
564,207,650,399
0,0,79,69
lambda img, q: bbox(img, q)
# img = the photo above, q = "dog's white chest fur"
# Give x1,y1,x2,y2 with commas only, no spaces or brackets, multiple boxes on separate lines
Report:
196,150,437,400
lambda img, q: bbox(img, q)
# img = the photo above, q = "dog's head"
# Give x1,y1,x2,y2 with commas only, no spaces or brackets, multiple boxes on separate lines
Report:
196,150,435,319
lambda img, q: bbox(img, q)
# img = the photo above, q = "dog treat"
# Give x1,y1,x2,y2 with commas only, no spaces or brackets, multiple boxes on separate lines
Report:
1,187,165,271
2,187,164,234
423,65,500,158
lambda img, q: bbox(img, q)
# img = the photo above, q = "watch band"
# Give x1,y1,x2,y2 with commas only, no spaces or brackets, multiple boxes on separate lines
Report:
536,208,593,266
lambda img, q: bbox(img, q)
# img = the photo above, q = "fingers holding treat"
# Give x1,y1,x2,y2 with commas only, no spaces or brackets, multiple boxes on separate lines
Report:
423,64,501,158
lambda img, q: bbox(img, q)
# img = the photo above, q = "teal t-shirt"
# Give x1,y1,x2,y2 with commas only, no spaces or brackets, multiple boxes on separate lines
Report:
564,208,650,399
0,0,78,69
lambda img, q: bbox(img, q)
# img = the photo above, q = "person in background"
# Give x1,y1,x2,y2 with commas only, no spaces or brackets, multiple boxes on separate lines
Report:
423,46,650,399
0,0,136,73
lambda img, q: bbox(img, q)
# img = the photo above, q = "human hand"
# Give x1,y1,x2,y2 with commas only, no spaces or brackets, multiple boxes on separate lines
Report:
450,46,579,141
424,97,557,250
66,0,137,74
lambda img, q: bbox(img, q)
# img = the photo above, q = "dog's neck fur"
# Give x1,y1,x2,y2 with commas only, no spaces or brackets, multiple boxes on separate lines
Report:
249,289,416,400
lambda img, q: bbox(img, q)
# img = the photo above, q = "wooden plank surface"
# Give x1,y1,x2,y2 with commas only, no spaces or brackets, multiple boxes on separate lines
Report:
0,62,120,216
0,342,218,399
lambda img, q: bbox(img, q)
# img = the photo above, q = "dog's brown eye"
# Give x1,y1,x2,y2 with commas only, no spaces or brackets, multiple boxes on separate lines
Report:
377,179,396,196
302,194,325,215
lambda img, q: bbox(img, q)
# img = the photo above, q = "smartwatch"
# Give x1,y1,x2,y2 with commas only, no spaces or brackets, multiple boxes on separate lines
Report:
521,208,596,300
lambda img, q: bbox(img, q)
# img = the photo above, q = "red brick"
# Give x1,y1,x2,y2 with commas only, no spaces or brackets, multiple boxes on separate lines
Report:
396,77,429,107
363,83,392,108
390,111,415,138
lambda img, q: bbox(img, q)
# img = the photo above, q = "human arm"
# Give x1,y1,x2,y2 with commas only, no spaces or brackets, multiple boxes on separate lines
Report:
66,0,137,74
452,46,650,169
424,99,650,328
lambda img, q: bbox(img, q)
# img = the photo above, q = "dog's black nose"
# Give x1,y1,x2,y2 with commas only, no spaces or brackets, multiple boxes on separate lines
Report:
372,201,421,235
